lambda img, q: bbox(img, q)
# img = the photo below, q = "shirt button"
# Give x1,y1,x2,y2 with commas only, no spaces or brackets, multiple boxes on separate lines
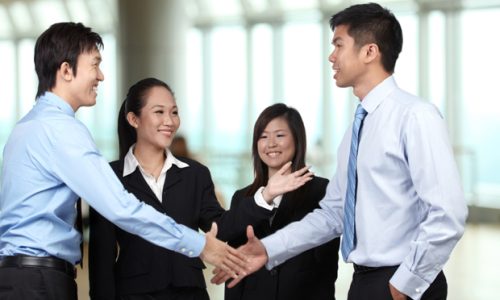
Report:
415,288,421,293
188,251,194,256
181,248,186,253
274,260,279,266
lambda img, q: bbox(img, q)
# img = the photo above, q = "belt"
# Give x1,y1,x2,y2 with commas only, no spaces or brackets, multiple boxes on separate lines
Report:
0,255,76,278
353,263,397,273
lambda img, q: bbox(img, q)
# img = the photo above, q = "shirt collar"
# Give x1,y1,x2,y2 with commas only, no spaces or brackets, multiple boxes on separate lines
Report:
37,92,76,117
123,144,189,177
359,75,397,114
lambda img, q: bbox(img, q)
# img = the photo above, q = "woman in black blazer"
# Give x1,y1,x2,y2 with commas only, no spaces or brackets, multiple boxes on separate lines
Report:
225,103,340,300
88,78,312,300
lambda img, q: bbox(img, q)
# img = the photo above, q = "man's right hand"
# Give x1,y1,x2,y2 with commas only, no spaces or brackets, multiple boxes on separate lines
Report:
200,222,248,279
210,225,268,287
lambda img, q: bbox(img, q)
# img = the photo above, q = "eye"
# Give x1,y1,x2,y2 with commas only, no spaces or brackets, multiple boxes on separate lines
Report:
172,110,179,115
259,134,268,139
154,110,164,114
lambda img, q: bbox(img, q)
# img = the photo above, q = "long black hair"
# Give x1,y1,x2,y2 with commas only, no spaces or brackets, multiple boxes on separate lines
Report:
246,103,307,196
117,78,174,160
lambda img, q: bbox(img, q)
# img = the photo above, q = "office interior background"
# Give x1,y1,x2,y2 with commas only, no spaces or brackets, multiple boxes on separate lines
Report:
0,0,499,299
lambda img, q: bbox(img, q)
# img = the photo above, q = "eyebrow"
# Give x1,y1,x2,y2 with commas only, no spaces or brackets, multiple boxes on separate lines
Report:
332,37,342,44
93,55,102,63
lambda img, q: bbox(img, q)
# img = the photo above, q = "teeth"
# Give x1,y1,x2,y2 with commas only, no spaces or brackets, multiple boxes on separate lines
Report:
267,152,280,157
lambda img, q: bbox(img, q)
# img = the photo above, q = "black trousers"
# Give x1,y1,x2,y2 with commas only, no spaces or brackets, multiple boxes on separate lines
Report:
347,266,447,300
0,266,77,300
120,286,210,300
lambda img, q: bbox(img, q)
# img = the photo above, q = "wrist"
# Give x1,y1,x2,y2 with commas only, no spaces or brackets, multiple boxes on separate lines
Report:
262,187,273,203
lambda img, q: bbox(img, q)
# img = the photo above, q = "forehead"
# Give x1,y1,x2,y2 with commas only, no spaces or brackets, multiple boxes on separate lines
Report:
77,48,102,63
332,24,352,42
264,117,290,131
144,86,176,106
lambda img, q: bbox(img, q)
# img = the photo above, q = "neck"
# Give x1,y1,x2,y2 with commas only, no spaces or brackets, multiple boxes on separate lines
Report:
50,86,79,112
353,70,392,100
133,142,166,178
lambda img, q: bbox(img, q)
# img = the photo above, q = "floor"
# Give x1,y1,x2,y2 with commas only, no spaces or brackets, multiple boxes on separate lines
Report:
77,223,500,299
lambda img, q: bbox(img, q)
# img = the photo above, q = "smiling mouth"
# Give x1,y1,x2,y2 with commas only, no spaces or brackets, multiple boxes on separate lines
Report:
267,152,281,158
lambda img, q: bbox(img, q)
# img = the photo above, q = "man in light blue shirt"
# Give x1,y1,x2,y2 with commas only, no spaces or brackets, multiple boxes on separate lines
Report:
213,3,468,300
0,22,254,300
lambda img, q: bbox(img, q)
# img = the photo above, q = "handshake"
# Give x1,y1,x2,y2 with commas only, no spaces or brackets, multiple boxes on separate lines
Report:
199,163,313,287
201,224,267,288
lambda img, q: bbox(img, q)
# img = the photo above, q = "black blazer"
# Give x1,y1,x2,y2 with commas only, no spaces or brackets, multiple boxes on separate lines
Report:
225,176,340,300
88,157,273,299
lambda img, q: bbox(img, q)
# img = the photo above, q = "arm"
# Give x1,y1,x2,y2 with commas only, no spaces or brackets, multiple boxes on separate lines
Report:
261,170,344,269
88,207,117,300
199,162,313,241
49,122,247,274
211,173,345,286
389,105,468,299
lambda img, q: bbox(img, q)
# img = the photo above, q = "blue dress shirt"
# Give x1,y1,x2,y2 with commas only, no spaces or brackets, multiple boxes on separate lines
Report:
261,76,468,300
0,92,204,265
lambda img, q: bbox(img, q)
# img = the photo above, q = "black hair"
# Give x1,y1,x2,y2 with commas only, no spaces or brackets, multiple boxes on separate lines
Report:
247,103,307,196
34,22,103,98
329,2,403,73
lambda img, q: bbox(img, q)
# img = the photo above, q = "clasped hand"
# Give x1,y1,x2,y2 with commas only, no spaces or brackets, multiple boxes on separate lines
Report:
210,225,268,288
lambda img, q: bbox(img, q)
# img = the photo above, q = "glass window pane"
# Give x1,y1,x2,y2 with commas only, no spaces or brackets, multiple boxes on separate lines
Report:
210,26,247,152
461,8,500,208
0,41,16,146
184,28,204,151
283,22,322,148
428,11,446,112
18,39,37,116
251,24,273,119
394,13,417,95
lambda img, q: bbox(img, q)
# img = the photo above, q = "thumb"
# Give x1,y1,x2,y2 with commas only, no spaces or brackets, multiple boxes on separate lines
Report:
209,222,218,237
246,225,255,241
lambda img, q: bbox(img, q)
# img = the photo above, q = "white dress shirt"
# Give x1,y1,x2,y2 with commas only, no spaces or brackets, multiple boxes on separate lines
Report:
123,146,189,201
261,76,468,300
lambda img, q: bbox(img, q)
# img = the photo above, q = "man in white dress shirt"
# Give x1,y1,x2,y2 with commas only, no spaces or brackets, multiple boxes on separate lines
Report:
212,3,468,300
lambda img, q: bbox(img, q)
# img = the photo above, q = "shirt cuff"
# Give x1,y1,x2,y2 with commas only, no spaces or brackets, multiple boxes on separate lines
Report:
390,263,431,300
254,186,281,210
261,234,285,270
174,224,206,258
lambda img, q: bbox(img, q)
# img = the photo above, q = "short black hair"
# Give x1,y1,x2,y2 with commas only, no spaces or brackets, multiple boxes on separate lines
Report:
34,22,103,98
330,2,403,73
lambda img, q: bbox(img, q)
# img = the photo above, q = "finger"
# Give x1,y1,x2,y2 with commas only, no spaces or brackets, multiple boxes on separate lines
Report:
223,251,248,275
246,225,255,241
212,266,221,274
227,274,245,288
277,161,292,175
293,165,311,176
210,269,232,284
208,222,218,236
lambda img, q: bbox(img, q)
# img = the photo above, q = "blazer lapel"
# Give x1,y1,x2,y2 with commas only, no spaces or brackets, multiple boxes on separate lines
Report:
123,169,163,210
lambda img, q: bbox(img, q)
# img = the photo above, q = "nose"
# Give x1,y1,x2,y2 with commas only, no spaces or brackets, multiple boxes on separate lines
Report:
163,114,174,126
328,50,336,64
97,68,105,81
268,136,277,147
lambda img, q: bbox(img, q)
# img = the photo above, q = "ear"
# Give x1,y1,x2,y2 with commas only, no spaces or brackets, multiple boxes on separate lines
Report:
126,111,139,128
363,43,380,64
58,61,74,82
